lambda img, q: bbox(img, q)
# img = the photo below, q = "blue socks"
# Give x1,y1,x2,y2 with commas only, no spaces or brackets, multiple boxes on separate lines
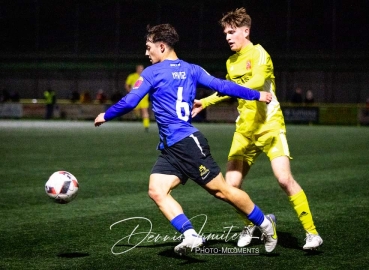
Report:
171,208,264,234
247,205,265,226
170,214,193,234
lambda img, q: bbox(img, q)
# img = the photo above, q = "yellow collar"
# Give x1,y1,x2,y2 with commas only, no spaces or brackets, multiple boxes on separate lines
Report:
236,42,254,55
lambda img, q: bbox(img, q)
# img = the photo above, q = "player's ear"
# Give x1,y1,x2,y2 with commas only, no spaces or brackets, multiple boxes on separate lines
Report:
244,27,250,38
160,43,165,53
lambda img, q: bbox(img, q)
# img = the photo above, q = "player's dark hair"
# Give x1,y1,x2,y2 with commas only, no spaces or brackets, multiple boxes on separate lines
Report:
219,7,252,29
145,24,179,48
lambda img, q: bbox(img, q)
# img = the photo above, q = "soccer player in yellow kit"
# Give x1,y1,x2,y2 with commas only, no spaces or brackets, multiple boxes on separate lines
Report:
125,64,150,131
192,7,323,250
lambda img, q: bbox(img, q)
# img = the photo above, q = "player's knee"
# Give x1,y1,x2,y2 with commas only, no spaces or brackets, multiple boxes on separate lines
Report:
213,190,227,200
226,178,242,188
205,187,226,200
148,186,164,203
225,171,243,188
277,173,295,190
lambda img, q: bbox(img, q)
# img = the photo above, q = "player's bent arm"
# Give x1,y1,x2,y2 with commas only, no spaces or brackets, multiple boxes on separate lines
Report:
208,78,260,101
102,76,151,122
94,89,146,127
201,92,231,109
195,65,262,106
104,92,142,121
203,79,272,106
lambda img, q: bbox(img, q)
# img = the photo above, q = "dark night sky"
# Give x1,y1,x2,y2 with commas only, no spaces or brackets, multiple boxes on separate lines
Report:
0,0,369,56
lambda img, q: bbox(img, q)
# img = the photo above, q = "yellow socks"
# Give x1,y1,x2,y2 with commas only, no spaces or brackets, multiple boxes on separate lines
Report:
236,210,254,227
143,118,150,129
236,190,318,235
289,190,318,235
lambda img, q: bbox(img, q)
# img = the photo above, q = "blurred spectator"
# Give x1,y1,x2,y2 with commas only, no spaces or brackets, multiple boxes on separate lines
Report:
304,90,315,104
110,90,123,103
1,88,10,102
10,90,20,102
290,87,303,104
44,88,56,119
80,91,92,103
96,89,107,104
359,97,369,126
70,90,80,103
125,64,150,131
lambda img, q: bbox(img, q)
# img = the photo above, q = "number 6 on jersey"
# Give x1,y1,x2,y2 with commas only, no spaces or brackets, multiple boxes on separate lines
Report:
176,87,190,121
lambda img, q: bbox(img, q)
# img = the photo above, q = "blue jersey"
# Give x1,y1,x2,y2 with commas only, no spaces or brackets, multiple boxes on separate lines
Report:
104,59,260,149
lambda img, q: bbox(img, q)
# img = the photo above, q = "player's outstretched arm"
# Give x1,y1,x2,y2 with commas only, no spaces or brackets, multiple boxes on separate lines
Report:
95,113,106,127
259,91,272,103
192,99,203,118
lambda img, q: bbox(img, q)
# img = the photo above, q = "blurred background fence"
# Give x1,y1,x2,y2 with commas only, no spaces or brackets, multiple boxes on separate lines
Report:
1,0,369,123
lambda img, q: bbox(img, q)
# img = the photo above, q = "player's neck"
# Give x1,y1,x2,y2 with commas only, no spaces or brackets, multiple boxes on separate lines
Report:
237,40,252,53
162,51,178,61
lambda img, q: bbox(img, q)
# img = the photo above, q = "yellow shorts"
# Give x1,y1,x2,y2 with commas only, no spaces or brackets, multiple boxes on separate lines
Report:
135,94,149,109
228,129,291,165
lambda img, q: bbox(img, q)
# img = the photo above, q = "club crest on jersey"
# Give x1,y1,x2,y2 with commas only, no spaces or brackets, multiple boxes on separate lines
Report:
246,60,252,70
133,77,143,89
199,165,210,180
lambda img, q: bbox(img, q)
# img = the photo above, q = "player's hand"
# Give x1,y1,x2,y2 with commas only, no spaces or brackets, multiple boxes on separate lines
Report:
259,91,272,104
192,99,203,118
94,113,106,127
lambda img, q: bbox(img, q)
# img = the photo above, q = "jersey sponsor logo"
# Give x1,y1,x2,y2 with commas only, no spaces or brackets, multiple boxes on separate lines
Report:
172,72,186,79
199,165,210,180
133,77,143,89
246,60,252,70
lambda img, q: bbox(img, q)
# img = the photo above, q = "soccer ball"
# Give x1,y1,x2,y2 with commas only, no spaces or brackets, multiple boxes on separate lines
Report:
45,171,79,204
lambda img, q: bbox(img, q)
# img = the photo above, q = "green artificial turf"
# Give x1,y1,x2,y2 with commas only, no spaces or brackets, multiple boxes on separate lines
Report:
1,120,368,270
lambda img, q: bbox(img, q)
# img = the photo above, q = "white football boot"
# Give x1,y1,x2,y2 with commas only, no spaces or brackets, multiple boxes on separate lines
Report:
303,233,323,250
174,234,206,256
259,214,278,252
237,225,257,247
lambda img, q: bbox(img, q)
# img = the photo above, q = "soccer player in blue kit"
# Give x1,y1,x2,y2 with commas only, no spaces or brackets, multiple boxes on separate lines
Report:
95,24,276,255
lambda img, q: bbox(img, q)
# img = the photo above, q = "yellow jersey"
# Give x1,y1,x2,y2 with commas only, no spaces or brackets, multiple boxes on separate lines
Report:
202,43,285,136
126,72,140,89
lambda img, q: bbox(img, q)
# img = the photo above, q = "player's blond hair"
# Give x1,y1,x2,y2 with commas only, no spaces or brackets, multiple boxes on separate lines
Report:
219,7,252,29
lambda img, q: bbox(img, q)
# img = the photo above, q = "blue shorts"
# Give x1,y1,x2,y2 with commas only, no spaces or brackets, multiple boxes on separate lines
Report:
151,131,221,185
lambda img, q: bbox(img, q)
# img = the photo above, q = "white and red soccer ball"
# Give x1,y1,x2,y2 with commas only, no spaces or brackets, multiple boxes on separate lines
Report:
45,171,79,204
